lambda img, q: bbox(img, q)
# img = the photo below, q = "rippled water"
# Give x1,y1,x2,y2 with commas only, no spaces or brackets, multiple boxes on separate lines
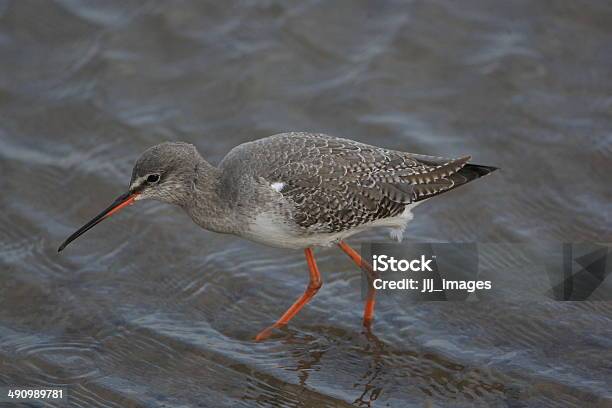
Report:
1,1,611,407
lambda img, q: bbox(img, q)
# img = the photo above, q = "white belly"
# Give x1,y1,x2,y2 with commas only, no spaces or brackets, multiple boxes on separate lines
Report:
243,204,419,249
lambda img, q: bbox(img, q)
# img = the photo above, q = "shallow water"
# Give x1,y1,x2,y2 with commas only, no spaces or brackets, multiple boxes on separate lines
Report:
1,1,611,407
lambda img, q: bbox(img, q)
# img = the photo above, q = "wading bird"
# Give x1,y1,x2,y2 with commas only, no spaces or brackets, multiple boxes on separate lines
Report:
58,132,496,340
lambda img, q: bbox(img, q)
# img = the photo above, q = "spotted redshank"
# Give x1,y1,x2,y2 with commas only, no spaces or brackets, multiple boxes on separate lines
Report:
58,132,497,340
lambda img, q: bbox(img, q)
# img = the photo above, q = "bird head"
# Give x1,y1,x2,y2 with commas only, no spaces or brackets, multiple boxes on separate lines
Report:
129,142,200,204
58,142,200,252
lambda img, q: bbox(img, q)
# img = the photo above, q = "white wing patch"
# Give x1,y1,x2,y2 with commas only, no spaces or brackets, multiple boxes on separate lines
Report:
270,182,285,192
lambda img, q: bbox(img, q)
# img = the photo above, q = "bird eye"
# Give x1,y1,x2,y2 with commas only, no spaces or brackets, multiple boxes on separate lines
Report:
147,174,160,183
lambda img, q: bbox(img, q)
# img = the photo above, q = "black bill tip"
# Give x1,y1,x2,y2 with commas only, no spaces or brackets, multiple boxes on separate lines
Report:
57,191,137,253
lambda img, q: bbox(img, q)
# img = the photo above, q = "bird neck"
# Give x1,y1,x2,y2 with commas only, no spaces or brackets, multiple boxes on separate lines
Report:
185,158,235,234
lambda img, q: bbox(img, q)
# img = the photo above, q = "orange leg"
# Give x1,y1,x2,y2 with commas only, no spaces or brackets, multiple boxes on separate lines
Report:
255,248,322,341
338,241,377,327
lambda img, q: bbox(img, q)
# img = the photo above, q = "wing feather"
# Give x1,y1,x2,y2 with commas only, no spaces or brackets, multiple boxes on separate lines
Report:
219,133,493,233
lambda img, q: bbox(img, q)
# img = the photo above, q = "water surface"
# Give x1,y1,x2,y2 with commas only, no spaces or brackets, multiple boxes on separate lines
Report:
0,1,611,407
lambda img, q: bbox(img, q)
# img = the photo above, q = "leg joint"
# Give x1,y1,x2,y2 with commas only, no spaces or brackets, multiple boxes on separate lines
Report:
308,279,322,291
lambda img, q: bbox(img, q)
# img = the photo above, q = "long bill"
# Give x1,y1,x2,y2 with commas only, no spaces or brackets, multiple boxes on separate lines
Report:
58,191,139,252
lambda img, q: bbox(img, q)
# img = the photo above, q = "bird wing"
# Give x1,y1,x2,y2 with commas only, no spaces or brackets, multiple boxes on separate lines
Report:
220,132,471,233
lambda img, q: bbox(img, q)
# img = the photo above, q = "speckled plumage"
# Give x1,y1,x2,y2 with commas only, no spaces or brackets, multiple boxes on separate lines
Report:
125,132,496,249
57,132,498,337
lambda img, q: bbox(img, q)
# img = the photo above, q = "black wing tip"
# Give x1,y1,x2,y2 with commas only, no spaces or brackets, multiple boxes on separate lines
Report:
463,163,499,177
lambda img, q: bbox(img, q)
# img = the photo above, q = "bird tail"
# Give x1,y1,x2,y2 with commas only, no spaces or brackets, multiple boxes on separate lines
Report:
443,163,498,194
457,163,499,180
409,162,498,203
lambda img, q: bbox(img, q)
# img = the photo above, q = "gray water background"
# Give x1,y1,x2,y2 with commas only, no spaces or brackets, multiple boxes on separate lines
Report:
0,1,611,407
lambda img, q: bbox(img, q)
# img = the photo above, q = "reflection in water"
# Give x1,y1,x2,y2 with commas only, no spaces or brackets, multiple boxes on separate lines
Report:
0,0,611,406
353,328,386,407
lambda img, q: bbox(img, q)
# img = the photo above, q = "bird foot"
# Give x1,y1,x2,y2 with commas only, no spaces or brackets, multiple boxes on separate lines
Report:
254,324,281,341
